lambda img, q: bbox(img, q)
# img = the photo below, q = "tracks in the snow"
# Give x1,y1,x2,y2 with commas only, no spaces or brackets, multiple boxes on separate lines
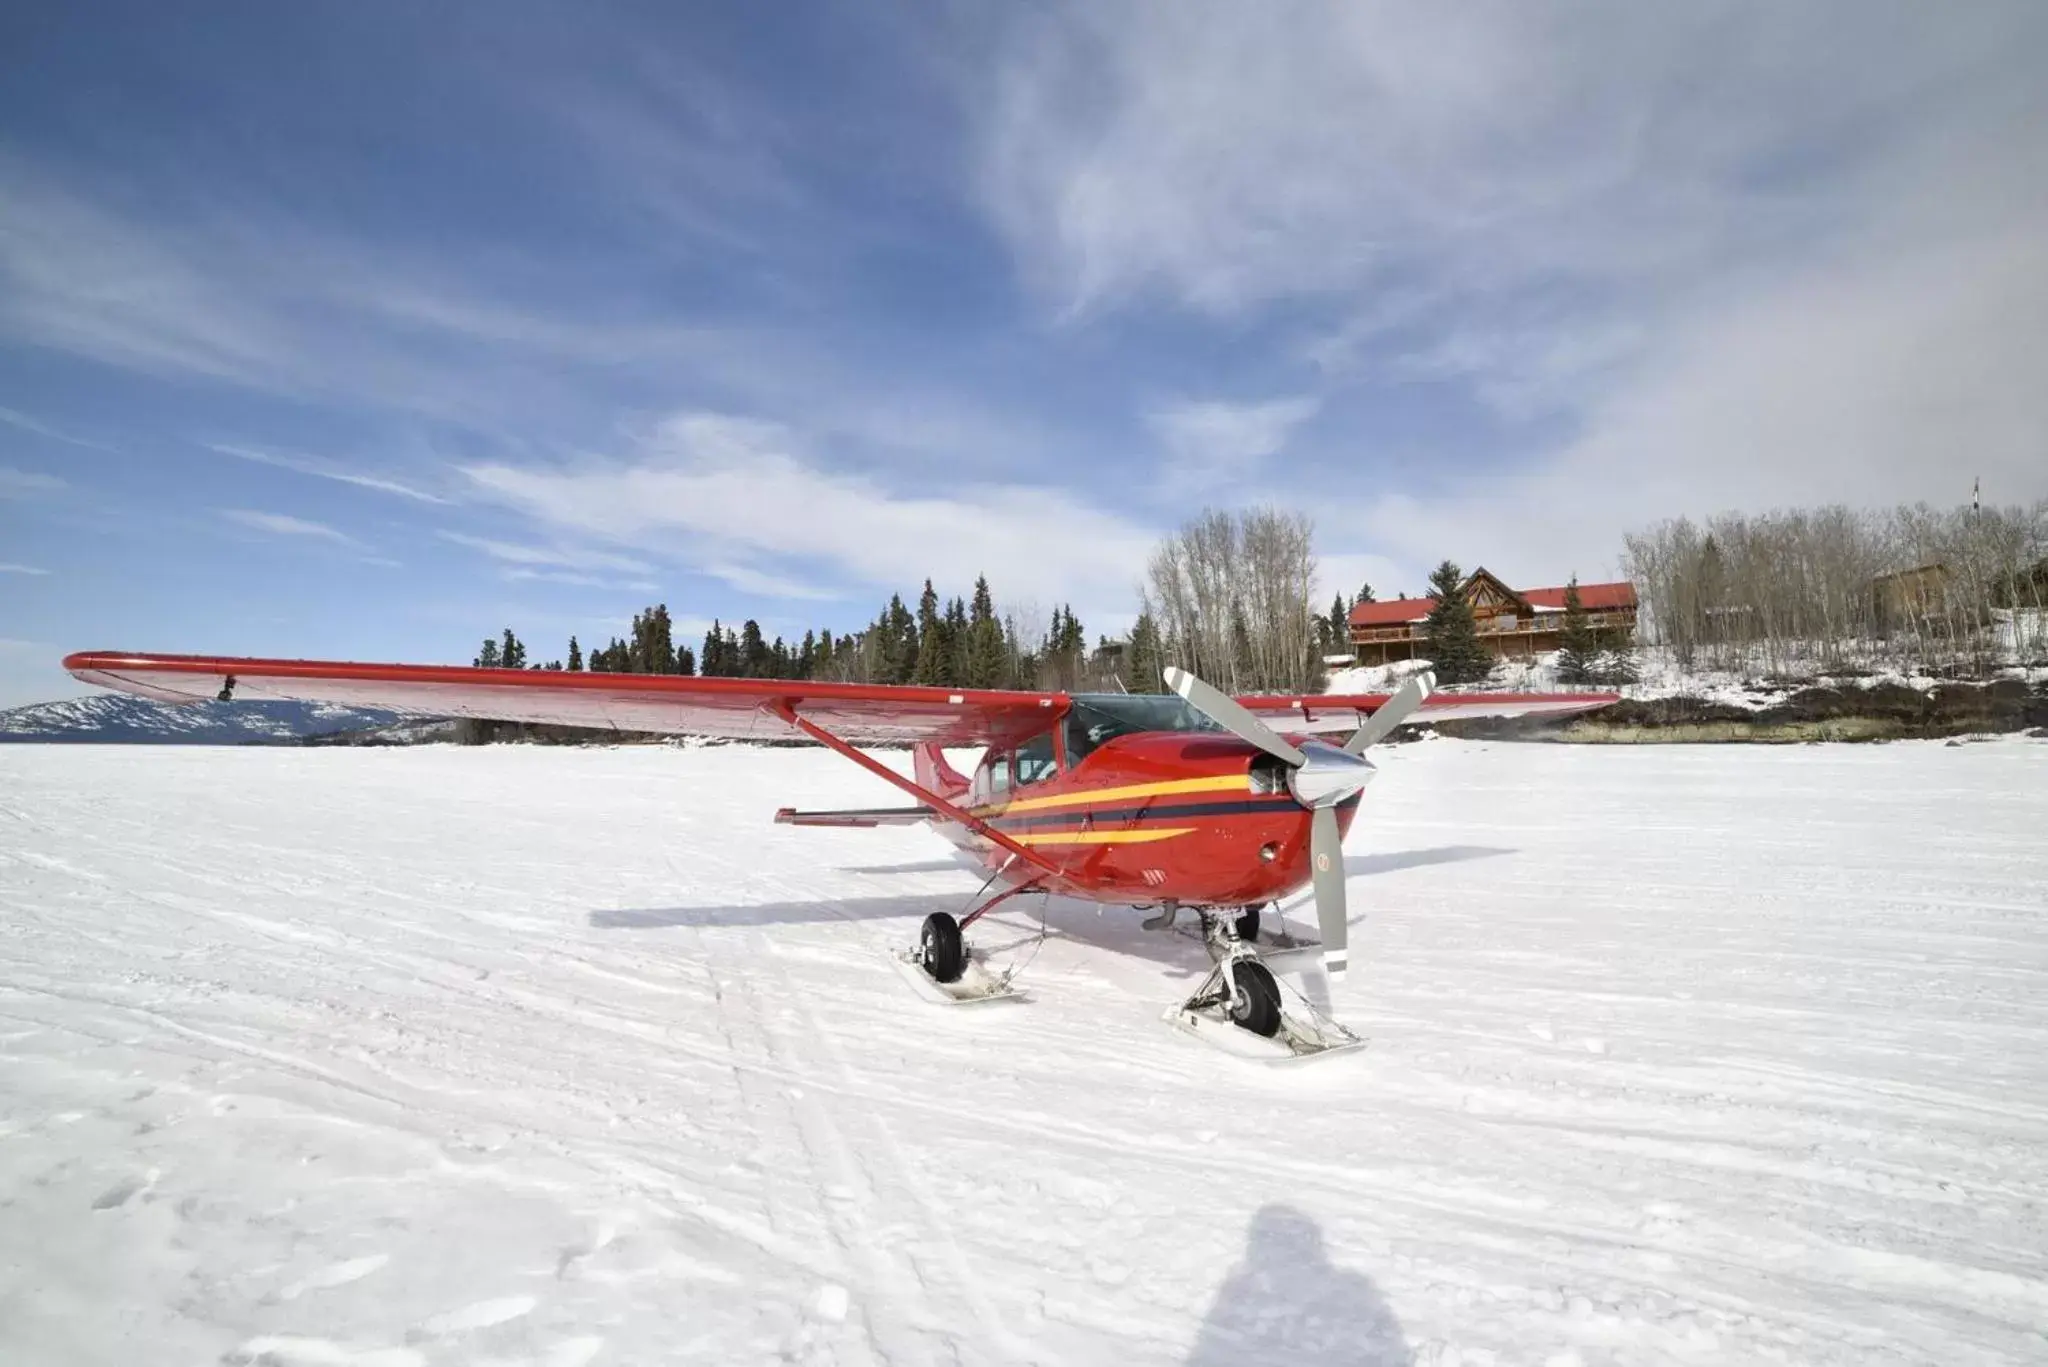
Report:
698,922,1022,1365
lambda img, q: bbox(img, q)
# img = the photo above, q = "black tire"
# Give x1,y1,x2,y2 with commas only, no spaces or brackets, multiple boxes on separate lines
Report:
1234,906,1262,944
919,912,966,984
1226,959,1282,1038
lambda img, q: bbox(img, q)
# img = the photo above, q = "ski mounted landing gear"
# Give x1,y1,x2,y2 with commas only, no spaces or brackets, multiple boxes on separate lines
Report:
1162,905,1366,1064
890,879,1042,1006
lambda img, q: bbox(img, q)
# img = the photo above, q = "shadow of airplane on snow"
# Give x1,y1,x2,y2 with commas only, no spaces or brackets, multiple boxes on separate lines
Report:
590,844,1514,978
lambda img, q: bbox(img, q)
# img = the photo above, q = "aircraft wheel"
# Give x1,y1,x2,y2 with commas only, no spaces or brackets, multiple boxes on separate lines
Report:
1234,905,1262,944
919,912,967,984
1226,959,1282,1038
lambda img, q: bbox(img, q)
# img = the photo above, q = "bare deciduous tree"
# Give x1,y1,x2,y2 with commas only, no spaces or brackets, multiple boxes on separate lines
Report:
1142,507,1322,693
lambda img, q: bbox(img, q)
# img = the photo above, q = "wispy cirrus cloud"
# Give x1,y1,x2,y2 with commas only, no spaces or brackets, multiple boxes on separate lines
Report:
218,508,402,568
1147,395,1318,490
0,563,53,576
438,531,655,576
205,442,450,504
0,466,67,497
0,405,117,452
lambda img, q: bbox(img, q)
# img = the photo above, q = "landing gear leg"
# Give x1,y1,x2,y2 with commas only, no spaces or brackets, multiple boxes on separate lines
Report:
891,879,1040,1006
1161,909,1365,1062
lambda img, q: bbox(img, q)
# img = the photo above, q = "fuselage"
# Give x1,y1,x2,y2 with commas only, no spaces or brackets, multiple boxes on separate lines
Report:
921,692,1359,909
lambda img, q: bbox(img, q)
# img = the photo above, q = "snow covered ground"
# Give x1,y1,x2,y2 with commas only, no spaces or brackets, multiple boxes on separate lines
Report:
4,739,2046,1366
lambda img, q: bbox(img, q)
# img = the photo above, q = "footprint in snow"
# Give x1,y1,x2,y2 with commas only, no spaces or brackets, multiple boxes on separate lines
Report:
91,1170,157,1210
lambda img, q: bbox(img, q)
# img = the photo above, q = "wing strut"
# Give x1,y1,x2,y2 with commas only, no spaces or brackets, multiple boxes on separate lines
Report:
765,700,1066,879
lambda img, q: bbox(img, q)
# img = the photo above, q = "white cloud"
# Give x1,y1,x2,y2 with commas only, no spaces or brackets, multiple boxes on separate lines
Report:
1147,396,1318,489
0,466,66,497
461,410,1159,621
977,2,2048,584
0,405,117,452
439,531,655,576
205,442,449,504
219,508,363,546
502,568,660,593
0,563,52,576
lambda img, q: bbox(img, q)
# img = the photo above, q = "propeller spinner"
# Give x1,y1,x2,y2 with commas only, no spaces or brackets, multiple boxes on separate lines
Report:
1162,667,1434,977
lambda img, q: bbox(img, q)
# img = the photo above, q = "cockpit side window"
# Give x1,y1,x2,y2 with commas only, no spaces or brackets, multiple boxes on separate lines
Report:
1014,730,1058,785
980,750,1013,798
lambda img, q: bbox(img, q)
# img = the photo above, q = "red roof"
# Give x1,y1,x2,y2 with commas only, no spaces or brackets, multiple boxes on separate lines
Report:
1348,578,1635,627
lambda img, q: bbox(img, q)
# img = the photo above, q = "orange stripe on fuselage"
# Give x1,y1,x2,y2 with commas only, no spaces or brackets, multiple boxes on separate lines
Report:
1008,827,1195,847
971,773,1245,819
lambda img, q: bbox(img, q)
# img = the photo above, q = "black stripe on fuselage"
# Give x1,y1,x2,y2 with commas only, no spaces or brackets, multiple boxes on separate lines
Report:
990,796,1308,831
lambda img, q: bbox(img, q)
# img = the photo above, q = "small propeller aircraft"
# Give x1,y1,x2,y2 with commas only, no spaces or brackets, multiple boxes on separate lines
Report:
65,649,1617,1060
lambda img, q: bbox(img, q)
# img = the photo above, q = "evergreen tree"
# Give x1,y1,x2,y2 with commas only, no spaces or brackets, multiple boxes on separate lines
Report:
882,594,917,683
913,579,952,686
943,596,969,687
1126,610,1166,691
499,628,526,670
1420,560,1493,685
1556,577,1599,685
739,619,769,678
475,637,502,669
1593,626,1639,687
1357,582,1376,605
566,635,583,672
702,621,727,677
964,575,1006,688
798,629,817,679
816,629,836,677
675,642,697,676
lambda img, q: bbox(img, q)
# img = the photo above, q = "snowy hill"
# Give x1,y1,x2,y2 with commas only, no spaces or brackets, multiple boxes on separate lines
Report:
0,693,401,745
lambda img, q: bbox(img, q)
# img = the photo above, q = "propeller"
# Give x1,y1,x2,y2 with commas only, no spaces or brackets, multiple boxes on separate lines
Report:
1164,666,1390,979
1344,669,1434,754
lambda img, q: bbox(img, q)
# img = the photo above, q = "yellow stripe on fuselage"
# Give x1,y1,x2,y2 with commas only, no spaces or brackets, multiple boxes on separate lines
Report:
973,773,1245,818
1008,827,1195,846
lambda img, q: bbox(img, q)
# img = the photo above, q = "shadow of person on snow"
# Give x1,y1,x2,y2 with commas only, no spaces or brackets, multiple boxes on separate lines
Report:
1186,1204,1410,1367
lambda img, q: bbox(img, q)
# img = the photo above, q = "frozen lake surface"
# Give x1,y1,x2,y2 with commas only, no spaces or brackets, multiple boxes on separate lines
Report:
3,737,2045,1366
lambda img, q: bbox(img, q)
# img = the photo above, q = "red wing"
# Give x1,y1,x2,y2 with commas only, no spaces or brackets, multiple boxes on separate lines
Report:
64,651,1069,747
1237,689,1620,735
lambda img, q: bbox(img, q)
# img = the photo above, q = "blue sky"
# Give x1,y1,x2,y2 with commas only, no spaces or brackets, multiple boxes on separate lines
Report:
4,1,2046,706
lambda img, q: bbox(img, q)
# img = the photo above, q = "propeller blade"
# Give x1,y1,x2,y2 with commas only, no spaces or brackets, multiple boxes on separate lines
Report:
1344,669,1435,755
1163,666,1306,767
1310,803,1349,978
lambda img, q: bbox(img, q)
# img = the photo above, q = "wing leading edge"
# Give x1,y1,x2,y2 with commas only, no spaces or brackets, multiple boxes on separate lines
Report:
63,651,1068,748
1236,689,1620,736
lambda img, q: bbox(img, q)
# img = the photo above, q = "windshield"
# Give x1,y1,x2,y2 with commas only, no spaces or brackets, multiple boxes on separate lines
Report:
1064,693,1225,766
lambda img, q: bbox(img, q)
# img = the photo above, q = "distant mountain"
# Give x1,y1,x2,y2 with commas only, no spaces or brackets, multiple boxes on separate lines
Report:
0,694,406,745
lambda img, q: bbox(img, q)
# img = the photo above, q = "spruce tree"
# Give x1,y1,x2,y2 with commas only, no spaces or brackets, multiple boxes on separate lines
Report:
943,597,968,687
882,594,917,683
740,620,768,678
675,643,697,677
499,628,526,670
1594,626,1639,687
567,635,583,672
1420,560,1493,685
964,576,1006,688
1126,611,1165,691
913,580,953,686
1357,582,1376,605
1556,577,1598,684
475,638,501,668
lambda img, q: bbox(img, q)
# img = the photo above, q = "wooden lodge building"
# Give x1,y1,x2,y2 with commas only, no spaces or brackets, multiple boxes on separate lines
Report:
1347,567,1638,666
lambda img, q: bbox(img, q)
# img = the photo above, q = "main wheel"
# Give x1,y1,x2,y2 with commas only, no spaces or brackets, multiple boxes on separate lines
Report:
919,911,967,984
1226,959,1282,1038
1234,906,1262,944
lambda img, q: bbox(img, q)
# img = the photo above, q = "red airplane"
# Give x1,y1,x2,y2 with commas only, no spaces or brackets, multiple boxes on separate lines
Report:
64,650,1617,1060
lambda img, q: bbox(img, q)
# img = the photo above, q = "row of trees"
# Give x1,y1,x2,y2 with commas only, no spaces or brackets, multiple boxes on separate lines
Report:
476,578,1126,693
1621,500,2048,676
1140,507,1326,693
